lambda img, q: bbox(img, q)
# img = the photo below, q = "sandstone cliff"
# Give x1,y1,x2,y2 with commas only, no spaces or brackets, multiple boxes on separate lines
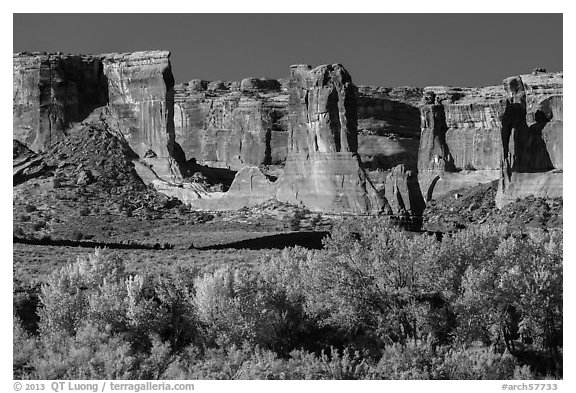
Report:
416,71,562,208
356,86,422,172
417,84,508,201
13,52,108,152
13,50,182,182
275,64,385,214
173,79,289,169
496,71,563,207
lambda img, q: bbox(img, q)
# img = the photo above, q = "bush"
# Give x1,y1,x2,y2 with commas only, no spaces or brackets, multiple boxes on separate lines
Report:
71,230,83,241
14,221,563,379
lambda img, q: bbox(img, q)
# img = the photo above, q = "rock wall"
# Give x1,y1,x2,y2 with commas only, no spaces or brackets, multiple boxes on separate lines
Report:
13,52,108,152
417,85,507,200
100,51,182,181
356,86,422,171
173,79,289,169
276,64,384,214
496,72,563,207
13,50,181,181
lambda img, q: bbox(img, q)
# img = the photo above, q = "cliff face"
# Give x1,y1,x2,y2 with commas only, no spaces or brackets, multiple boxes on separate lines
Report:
356,86,422,171
100,51,176,159
13,50,181,181
417,85,507,200
496,72,563,207
13,52,108,152
416,71,562,206
173,79,289,169
275,64,384,214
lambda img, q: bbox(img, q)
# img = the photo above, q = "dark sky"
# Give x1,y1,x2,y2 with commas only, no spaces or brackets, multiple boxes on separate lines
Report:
13,14,563,87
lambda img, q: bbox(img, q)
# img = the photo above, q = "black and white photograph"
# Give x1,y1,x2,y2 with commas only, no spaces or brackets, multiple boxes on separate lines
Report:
8,7,567,389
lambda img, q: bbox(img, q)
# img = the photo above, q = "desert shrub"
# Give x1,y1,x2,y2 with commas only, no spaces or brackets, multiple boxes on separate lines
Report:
71,229,83,241
154,267,200,349
370,339,445,379
24,204,37,213
135,335,175,379
438,346,534,380
38,250,163,346
31,324,136,379
429,224,507,303
301,219,450,346
13,317,38,379
456,229,562,372
32,220,47,231
14,226,25,237
193,266,285,348
17,213,30,222
283,347,372,380
79,206,90,216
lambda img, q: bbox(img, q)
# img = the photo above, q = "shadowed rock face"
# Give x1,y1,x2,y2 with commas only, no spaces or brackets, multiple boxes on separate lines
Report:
13,52,108,152
356,86,422,171
497,72,563,207
13,50,182,182
415,72,562,207
173,79,289,169
276,64,385,214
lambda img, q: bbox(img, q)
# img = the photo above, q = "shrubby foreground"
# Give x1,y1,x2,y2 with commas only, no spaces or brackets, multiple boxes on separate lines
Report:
14,221,562,379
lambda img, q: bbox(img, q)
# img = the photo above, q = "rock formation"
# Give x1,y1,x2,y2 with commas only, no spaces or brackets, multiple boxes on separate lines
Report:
275,64,385,214
100,51,182,181
356,86,422,172
14,50,562,216
173,79,289,169
13,52,108,152
417,85,508,201
13,50,182,182
496,72,563,207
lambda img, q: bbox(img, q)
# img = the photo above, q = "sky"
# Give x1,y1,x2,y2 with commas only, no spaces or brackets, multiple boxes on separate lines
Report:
13,13,563,88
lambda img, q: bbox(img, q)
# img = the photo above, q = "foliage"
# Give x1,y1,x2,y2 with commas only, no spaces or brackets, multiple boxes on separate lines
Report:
15,221,563,379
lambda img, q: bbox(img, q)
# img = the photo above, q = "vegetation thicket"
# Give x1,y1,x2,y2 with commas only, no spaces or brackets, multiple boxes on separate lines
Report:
14,220,562,380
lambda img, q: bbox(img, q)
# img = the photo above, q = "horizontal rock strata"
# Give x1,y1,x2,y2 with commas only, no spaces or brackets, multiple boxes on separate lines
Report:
275,64,384,214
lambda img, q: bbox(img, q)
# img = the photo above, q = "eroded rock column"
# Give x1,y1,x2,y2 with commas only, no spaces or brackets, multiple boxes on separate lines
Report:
276,64,384,214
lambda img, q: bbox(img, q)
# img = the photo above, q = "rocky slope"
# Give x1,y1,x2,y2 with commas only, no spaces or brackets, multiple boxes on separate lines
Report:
423,181,562,232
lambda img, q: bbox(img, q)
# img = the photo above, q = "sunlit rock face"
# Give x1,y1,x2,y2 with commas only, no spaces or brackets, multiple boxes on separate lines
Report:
417,84,508,201
100,51,175,158
173,79,289,169
100,51,183,181
497,72,563,207
276,64,385,214
13,52,108,152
